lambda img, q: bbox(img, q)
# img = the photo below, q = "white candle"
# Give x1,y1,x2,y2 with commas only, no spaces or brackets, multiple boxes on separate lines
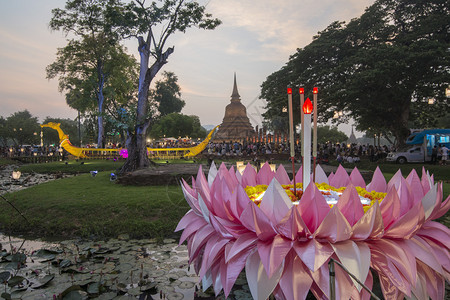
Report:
302,98,313,189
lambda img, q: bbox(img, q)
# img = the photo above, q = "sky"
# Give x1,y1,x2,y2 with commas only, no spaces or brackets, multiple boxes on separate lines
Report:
0,0,376,138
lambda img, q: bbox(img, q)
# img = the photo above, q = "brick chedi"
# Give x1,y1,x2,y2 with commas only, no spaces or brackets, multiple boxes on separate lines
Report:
213,74,255,142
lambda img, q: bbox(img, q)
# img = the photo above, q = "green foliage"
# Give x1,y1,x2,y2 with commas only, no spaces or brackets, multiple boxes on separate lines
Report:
317,125,348,144
149,113,206,139
261,0,449,147
48,0,139,147
151,71,185,116
1,111,40,146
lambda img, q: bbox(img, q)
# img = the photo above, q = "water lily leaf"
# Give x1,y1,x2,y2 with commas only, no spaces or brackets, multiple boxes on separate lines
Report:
60,259,72,268
30,274,54,289
62,290,83,300
60,285,82,297
7,276,26,287
11,253,26,264
1,292,11,300
0,271,10,283
34,249,57,261
87,282,100,294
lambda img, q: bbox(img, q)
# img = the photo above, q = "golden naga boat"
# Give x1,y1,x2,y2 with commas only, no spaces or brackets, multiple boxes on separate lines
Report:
40,122,218,159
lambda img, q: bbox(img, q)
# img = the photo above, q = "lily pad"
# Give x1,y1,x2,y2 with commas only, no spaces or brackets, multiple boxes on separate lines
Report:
86,282,100,294
0,271,10,284
62,290,83,300
7,276,26,287
33,249,57,261
30,274,54,289
1,292,11,300
60,259,72,268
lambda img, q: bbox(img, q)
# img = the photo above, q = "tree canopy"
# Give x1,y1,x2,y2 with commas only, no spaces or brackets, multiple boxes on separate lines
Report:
48,0,139,148
0,111,40,146
261,0,449,146
149,113,206,139
151,71,185,117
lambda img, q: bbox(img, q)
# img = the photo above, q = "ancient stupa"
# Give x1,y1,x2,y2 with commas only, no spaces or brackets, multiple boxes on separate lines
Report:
213,74,255,142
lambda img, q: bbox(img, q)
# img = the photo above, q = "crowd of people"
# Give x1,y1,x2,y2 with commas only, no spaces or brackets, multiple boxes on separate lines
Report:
2,140,447,165
0,145,64,158
204,140,395,164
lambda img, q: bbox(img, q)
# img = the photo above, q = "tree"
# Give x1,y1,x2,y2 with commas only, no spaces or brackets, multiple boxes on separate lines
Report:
261,0,449,147
110,0,221,173
317,125,348,144
4,111,40,146
48,0,138,148
151,71,185,116
149,113,205,139
0,117,7,147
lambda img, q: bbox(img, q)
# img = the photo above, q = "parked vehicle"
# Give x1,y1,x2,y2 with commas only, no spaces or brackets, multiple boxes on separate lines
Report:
386,129,450,164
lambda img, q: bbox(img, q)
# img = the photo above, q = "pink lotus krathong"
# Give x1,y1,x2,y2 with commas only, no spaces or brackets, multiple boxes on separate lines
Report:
175,162,450,300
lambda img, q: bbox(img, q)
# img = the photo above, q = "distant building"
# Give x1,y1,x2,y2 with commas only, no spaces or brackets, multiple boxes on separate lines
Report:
213,74,255,142
347,126,357,144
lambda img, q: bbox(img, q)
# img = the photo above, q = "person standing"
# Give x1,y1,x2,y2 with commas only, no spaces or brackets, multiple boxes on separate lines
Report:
440,144,449,165
431,145,438,164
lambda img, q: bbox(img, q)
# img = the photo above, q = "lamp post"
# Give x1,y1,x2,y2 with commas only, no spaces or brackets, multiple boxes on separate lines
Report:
302,98,313,189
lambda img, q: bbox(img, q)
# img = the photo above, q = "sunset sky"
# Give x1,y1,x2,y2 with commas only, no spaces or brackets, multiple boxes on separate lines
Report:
0,0,375,137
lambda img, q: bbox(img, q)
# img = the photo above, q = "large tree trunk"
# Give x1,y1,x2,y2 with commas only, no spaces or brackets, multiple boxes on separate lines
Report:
392,99,411,148
119,36,174,174
97,60,106,148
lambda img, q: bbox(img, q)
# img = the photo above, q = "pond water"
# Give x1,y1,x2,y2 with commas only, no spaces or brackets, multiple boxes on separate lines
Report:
0,233,253,299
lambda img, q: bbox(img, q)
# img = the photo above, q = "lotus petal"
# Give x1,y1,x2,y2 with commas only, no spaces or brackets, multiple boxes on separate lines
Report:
315,164,328,184
367,167,386,192
329,165,350,188
349,167,366,188
246,250,284,300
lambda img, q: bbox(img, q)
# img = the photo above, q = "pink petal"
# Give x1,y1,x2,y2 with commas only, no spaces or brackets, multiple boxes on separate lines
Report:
406,168,424,204
384,201,424,239
225,232,257,263
241,163,257,188
329,165,350,188
294,239,334,272
366,166,387,192
314,164,328,184
276,206,309,240
336,184,365,226
314,205,352,243
245,250,284,300
257,162,275,185
223,246,253,297
240,201,277,241
349,167,366,188
380,186,401,230
297,183,330,233
230,184,251,219
352,201,384,240
257,235,293,278
332,241,371,292
274,164,291,185
259,178,293,225
278,251,313,300
294,165,303,185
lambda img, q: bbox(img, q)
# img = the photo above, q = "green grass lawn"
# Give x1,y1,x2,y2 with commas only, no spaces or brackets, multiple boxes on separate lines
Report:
0,171,187,240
